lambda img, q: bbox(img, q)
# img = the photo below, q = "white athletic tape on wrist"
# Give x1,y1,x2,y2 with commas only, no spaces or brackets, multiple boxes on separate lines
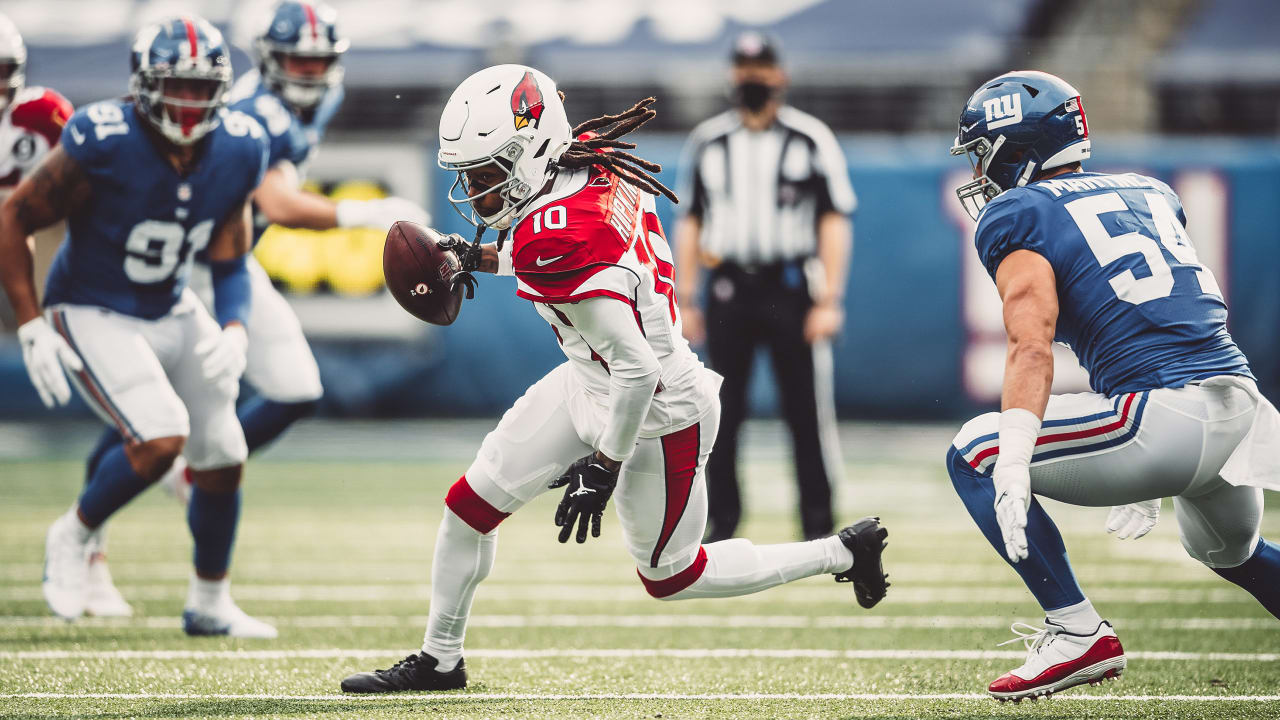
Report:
995,408,1041,471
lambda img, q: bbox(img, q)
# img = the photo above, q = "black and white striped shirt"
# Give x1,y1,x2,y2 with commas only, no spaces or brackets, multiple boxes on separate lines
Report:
678,106,856,266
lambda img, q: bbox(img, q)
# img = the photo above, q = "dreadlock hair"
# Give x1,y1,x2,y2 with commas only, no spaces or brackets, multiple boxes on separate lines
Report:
556,97,679,205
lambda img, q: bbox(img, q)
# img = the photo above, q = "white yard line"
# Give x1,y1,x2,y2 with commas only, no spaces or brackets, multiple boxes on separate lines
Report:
0,691,1277,702
1,614,1276,631
0,561,1216,583
0,584,1257,604
5,648,1277,662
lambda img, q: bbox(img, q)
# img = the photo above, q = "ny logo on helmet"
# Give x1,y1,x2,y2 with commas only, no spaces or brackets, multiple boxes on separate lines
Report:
983,93,1022,130
511,71,544,131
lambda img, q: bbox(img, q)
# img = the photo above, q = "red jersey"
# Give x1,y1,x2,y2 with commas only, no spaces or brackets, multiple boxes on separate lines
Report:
0,86,73,188
511,165,719,438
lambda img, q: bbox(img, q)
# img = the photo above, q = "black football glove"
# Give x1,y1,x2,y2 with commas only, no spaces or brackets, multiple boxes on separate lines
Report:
437,233,482,299
548,453,620,544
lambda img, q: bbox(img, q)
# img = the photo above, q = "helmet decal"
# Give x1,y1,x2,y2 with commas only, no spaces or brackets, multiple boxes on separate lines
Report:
511,71,544,131
983,93,1022,130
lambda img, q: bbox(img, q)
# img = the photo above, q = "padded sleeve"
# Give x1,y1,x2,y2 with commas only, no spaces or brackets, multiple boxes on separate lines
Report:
558,296,661,462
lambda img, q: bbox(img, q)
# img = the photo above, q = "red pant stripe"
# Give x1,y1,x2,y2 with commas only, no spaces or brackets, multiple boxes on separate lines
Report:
638,546,708,598
444,476,510,533
650,423,701,568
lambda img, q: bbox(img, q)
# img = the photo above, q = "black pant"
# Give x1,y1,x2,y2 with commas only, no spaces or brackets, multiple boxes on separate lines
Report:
703,261,837,541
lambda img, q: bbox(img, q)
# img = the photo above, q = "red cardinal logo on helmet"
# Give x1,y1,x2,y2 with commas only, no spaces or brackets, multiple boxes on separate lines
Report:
511,71,544,131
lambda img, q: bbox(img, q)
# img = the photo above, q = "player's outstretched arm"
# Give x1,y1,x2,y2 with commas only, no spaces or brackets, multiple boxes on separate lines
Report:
197,200,254,395
0,146,90,407
995,250,1058,417
546,296,661,543
253,160,430,232
0,146,90,325
989,249,1058,563
252,162,338,229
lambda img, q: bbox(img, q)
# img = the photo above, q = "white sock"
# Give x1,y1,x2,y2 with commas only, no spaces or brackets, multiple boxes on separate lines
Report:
187,575,229,612
662,536,849,600
422,509,496,672
1046,597,1104,636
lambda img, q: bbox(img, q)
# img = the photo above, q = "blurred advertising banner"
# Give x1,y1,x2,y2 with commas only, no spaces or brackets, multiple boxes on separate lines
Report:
1,135,1277,420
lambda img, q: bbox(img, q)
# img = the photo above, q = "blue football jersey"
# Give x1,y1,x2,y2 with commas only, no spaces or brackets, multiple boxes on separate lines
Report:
975,171,1252,396
227,71,343,242
43,99,268,320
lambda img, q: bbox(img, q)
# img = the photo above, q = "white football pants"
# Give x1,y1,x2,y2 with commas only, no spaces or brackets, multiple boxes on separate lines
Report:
952,377,1267,567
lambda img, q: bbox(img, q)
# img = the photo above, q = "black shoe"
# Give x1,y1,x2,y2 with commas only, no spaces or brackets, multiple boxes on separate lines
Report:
340,652,467,693
833,517,890,609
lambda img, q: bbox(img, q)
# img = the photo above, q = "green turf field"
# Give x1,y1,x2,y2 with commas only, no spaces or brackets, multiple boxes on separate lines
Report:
2,422,1278,719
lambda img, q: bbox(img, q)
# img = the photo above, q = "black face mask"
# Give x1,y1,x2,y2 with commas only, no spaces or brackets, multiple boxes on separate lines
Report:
734,81,775,112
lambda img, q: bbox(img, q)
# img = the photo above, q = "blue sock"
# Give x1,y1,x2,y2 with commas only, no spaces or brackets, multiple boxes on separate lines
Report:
85,428,124,486
188,484,241,578
237,397,317,455
946,445,1086,611
1213,539,1280,619
78,444,154,528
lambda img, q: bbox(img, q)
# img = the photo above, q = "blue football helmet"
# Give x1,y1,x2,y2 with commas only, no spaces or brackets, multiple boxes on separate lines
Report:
950,70,1091,220
257,1,348,111
130,17,233,145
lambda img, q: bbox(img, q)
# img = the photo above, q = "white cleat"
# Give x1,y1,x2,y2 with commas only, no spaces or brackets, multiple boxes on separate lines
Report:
157,456,192,506
42,511,92,621
183,599,278,639
989,619,1126,702
84,552,133,618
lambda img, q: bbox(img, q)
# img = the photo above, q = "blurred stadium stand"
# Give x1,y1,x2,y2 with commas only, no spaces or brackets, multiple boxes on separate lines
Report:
1,0,1277,422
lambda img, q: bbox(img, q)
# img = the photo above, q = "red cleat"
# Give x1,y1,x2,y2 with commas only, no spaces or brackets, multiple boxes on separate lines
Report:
988,620,1126,702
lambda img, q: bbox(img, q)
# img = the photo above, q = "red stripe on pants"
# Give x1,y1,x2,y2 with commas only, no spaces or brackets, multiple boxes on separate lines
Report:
445,476,509,533
650,423,701,568
638,546,708,598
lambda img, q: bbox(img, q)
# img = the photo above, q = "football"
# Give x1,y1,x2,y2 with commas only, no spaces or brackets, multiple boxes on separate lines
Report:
383,221,465,326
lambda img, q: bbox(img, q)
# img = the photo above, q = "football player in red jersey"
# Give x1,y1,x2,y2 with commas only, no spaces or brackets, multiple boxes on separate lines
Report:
340,65,890,694
0,13,74,329
0,14,71,193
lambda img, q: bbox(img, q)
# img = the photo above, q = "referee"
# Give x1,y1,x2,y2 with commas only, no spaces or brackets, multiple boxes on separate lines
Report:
675,32,856,542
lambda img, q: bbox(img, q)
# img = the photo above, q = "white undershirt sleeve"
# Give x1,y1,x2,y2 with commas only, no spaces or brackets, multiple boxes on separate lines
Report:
494,242,514,277
558,296,661,462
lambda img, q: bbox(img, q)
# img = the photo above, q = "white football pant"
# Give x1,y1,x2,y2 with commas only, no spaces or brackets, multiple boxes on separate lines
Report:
47,291,246,470
952,378,1265,567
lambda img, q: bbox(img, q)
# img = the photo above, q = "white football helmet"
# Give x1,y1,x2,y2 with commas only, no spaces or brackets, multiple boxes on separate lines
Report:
0,13,26,113
438,64,572,230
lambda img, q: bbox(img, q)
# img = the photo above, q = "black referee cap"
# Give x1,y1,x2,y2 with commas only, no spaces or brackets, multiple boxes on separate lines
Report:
731,31,781,66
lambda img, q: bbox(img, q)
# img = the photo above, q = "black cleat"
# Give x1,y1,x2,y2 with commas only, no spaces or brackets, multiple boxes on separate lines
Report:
340,652,467,694
833,516,890,609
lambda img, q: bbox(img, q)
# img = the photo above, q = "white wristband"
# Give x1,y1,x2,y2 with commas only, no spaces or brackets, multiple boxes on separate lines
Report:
334,199,362,228
995,408,1041,470
496,242,514,277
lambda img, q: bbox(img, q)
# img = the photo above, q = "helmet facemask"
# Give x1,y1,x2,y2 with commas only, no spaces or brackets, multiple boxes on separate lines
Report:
950,135,1009,221
440,135,539,231
0,57,24,113
131,71,229,145
258,38,345,111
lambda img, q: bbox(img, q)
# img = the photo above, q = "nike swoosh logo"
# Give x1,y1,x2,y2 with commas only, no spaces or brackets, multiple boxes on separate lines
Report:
69,125,85,145
535,255,564,267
